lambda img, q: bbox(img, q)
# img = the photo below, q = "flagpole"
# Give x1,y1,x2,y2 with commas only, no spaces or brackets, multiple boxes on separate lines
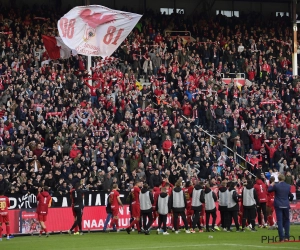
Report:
85,0,92,81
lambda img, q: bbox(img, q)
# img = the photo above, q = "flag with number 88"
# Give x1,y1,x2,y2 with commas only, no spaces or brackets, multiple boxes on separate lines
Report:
57,5,142,57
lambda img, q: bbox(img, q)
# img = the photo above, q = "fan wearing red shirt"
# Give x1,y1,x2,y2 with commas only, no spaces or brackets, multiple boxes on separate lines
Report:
266,176,276,228
36,186,52,237
109,184,123,232
162,136,173,154
126,181,142,234
184,181,194,228
0,191,10,241
152,186,161,226
254,177,268,227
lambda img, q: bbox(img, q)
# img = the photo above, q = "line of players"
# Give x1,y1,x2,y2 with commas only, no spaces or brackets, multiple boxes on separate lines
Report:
0,174,275,239
106,175,276,235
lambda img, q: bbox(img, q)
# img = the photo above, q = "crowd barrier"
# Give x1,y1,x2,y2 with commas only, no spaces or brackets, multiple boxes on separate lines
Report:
3,191,300,235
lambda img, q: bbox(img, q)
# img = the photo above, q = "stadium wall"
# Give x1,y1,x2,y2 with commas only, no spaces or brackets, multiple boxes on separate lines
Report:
3,191,300,235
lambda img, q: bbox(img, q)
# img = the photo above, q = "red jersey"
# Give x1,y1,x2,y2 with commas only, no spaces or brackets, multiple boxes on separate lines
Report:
165,187,173,196
210,186,219,197
267,188,275,208
254,179,268,203
109,190,120,209
131,186,141,204
183,187,193,211
153,188,161,209
36,191,52,215
0,196,9,215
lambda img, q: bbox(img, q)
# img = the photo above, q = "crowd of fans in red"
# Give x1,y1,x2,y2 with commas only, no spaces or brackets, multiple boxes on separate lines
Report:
0,4,299,198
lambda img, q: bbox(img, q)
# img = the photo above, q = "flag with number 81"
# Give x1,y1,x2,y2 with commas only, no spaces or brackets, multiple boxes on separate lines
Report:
57,5,142,57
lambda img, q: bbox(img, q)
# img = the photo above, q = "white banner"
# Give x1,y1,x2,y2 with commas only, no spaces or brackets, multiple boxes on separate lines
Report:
57,5,142,57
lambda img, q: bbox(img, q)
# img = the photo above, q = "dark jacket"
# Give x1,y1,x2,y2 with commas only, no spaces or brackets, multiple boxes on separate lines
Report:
150,174,162,188
268,182,294,208
239,129,250,145
0,178,10,194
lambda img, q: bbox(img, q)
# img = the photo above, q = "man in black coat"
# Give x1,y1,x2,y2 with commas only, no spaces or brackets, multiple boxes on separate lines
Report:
239,127,250,152
149,169,162,188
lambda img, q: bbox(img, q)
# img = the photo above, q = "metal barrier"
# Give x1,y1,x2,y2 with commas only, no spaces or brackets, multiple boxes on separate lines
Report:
221,73,246,79
182,114,256,178
164,30,195,42
198,126,256,178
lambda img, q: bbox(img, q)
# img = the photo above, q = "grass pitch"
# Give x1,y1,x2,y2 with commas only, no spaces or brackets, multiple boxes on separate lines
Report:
1,226,300,250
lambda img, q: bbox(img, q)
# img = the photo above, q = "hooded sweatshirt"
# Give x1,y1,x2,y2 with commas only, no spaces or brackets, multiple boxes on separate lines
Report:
36,191,52,214
253,179,267,203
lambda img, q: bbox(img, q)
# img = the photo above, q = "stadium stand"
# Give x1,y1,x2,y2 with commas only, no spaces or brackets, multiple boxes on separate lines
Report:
0,4,299,200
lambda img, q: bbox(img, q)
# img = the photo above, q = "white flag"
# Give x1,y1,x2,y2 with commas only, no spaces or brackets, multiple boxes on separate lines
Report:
57,5,142,57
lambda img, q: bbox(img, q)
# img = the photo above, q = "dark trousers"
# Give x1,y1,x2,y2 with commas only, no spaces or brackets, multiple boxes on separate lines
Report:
220,210,228,228
242,207,256,229
192,210,202,230
275,207,290,241
142,212,153,231
158,214,167,232
205,210,216,230
227,210,239,230
257,202,267,225
208,120,215,133
173,211,189,231
70,207,83,232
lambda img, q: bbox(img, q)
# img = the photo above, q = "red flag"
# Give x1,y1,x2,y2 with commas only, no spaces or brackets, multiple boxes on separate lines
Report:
42,35,76,59
42,35,61,59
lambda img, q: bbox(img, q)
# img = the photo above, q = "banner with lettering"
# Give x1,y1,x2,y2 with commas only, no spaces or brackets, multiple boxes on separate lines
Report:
8,191,130,210
57,5,142,57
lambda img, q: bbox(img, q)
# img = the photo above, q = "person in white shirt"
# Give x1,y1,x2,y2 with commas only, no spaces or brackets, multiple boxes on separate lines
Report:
237,43,244,53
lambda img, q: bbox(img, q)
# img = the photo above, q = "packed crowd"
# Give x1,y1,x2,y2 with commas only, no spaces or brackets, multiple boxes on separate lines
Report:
0,4,300,198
